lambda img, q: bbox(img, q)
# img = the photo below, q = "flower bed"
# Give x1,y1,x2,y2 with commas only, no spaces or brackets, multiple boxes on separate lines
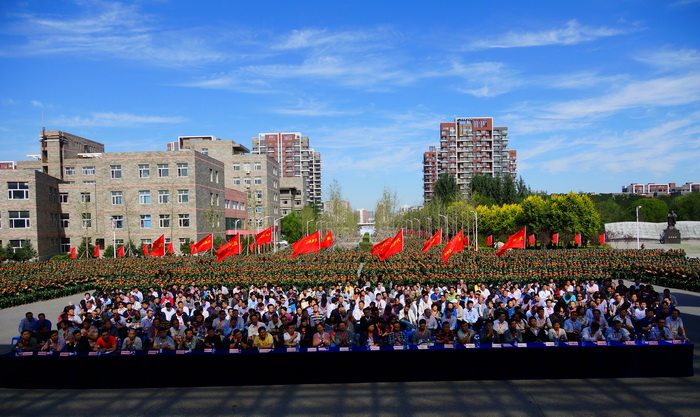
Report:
0,245,698,308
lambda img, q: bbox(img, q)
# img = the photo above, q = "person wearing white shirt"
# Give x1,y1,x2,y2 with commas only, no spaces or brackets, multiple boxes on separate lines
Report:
582,322,604,342
420,309,439,331
547,322,568,342
667,309,689,341
398,304,417,330
462,301,480,325
493,313,509,339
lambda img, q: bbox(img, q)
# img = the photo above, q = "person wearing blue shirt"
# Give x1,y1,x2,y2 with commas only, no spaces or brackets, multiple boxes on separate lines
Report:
18,312,38,335
563,310,583,341
649,318,673,341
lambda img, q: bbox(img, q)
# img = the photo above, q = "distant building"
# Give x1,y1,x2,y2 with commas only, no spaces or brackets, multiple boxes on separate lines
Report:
252,133,322,208
622,182,699,197
423,117,517,203
356,208,374,224
2,130,231,259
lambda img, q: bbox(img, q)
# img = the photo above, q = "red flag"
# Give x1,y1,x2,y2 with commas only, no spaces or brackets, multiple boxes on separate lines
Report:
464,235,470,247
255,227,272,245
216,234,241,262
528,234,535,246
574,234,582,245
551,233,559,245
379,230,404,261
151,235,165,257
599,234,606,245
191,234,213,254
496,228,526,257
93,245,100,258
486,235,493,246
249,242,254,253
69,247,77,259
167,242,174,254
442,230,465,264
371,236,393,256
292,231,321,258
422,229,442,253
117,246,125,258
320,231,333,249
142,244,150,256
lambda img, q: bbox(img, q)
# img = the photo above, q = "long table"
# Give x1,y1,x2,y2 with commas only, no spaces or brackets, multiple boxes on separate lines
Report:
0,341,693,388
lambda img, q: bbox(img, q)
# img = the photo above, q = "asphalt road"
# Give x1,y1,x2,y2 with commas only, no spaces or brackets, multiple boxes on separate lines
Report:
0,285,698,416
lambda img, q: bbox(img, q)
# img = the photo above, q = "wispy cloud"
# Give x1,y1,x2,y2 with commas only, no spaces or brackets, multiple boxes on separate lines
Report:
544,71,628,89
51,112,187,127
449,61,521,97
634,48,700,71
468,20,634,50
273,99,359,117
273,28,394,51
3,1,232,67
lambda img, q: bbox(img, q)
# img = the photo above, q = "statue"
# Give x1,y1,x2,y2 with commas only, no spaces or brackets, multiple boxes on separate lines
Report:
667,211,677,229
664,210,681,244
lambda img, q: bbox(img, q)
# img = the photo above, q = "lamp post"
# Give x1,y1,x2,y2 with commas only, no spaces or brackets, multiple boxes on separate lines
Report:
439,214,448,242
424,217,432,235
273,217,279,253
636,205,642,250
316,220,324,237
415,218,421,236
470,209,478,251
306,219,314,235
111,217,117,258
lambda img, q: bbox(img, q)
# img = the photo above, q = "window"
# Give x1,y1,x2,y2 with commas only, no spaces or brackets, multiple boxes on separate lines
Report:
254,176,262,185
158,190,170,204
177,189,189,203
81,213,92,228
141,239,152,246
114,239,124,246
159,214,171,228
83,181,95,184
177,163,188,177
243,162,251,172
255,191,263,200
215,194,220,206
232,163,240,171
140,215,151,228
256,207,263,213
157,164,169,177
244,178,251,186
233,177,241,185
201,148,208,156
59,193,68,203
60,238,70,254
210,169,213,182
65,167,75,176
254,162,262,170
139,190,151,204
7,182,29,199
179,237,187,247
210,193,215,205
9,240,28,249
178,214,190,227
82,166,95,175
80,192,91,203
9,211,30,228
110,165,122,179
139,164,150,178
111,191,123,205
273,180,278,189
111,215,123,229
60,213,69,228
215,171,219,183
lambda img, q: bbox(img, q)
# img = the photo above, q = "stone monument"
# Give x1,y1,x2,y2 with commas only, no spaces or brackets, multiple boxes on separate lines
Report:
663,210,681,244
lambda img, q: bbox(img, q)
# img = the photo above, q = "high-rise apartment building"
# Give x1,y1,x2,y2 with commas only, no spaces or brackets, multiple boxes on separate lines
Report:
251,133,322,208
422,117,517,203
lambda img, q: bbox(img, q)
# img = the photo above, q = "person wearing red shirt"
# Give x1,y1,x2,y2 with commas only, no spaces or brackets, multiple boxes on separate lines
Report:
95,329,118,353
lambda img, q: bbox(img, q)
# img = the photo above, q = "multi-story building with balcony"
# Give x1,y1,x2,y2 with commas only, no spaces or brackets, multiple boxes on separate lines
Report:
422,117,517,203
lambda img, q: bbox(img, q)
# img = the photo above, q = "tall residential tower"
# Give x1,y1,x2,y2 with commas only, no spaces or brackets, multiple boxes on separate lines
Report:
423,117,517,203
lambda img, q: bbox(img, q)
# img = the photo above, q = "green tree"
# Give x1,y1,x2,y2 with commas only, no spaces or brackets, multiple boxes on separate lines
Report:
520,195,550,241
548,193,602,242
434,173,460,207
180,238,192,255
634,198,668,222
3,241,37,261
281,212,302,243
374,186,399,233
670,192,700,221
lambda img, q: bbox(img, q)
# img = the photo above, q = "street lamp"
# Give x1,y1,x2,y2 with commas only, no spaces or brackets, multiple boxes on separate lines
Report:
439,214,448,242
111,217,117,259
306,219,314,235
636,205,642,250
470,209,478,251
415,218,421,235
424,217,432,235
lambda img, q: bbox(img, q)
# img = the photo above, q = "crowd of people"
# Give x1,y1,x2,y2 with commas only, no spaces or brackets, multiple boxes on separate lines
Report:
13,275,691,354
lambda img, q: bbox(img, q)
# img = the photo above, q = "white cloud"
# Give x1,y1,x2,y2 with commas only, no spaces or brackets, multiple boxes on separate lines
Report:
30,100,43,107
273,28,390,51
634,48,700,71
273,99,358,117
545,72,628,89
541,73,700,120
51,112,186,127
468,20,633,50
4,2,231,67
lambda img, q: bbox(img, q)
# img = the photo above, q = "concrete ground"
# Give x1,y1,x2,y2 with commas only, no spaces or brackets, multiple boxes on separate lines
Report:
0,267,698,416
608,238,700,258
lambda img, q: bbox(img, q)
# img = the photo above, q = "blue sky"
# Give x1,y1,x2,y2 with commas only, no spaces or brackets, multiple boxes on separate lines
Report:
1,0,699,210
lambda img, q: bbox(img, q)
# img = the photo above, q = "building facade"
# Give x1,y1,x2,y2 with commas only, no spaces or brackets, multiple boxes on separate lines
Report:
422,117,517,203
1,131,231,259
251,132,322,208
622,182,699,197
